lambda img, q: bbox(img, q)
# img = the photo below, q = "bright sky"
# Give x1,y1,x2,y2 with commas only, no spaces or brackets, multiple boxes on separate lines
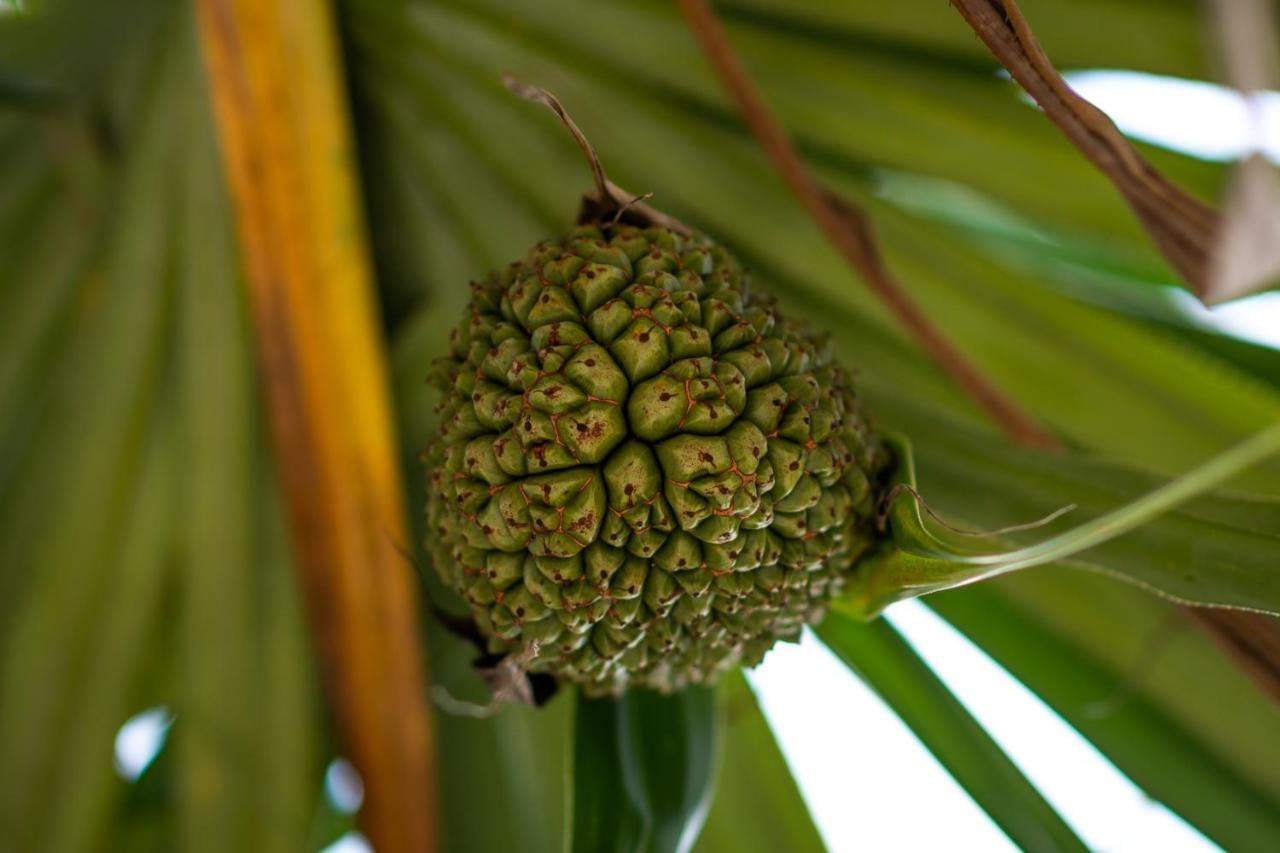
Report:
749,607,1219,852
115,70,1278,853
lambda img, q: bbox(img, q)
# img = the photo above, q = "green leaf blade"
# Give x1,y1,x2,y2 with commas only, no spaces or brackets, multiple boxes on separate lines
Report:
697,672,824,853
928,583,1280,850
571,687,719,853
816,613,1088,853
571,693,650,853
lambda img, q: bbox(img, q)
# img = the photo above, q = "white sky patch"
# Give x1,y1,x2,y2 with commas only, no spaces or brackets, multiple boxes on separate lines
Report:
1187,290,1280,349
112,706,171,781
886,602,1219,853
749,630,1017,852
750,604,1222,853
325,758,366,815
1063,70,1280,162
319,831,372,853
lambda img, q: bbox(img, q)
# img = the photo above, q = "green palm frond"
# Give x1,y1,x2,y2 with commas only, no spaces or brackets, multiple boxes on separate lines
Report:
1,0,1277,851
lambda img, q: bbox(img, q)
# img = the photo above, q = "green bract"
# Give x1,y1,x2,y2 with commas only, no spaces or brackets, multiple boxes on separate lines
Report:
424,223,888,695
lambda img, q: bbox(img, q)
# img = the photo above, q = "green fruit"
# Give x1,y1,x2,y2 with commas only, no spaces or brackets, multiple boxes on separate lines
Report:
424,222,888,695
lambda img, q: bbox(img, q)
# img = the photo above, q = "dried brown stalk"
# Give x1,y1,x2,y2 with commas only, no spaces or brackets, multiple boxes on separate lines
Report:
1185,608,1280,705
196,1,438,850
1205,0,1280,303
676,0,1059,450
950,0,1221,300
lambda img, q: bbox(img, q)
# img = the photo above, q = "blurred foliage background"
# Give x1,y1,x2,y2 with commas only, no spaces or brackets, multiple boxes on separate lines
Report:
1,0,1278,851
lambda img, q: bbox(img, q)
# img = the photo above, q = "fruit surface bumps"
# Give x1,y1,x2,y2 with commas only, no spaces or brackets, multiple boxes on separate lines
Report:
424,223,887,695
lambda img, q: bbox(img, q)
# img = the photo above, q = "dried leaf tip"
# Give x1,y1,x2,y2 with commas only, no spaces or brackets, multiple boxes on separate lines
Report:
503,74,610,204
502,74,693,234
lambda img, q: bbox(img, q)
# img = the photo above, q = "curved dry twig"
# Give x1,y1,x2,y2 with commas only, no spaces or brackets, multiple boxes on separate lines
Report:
503,74,611,204
504,74,694,234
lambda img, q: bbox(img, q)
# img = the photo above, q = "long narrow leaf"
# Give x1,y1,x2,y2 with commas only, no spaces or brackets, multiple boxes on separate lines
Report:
716,0,1209,78
175,10,261,847
41,404,177,853
929,583,1280,849
816,613,1087,853
0,25,180,845
571,687,718,853
572,695,651,853
960,569,1280,805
